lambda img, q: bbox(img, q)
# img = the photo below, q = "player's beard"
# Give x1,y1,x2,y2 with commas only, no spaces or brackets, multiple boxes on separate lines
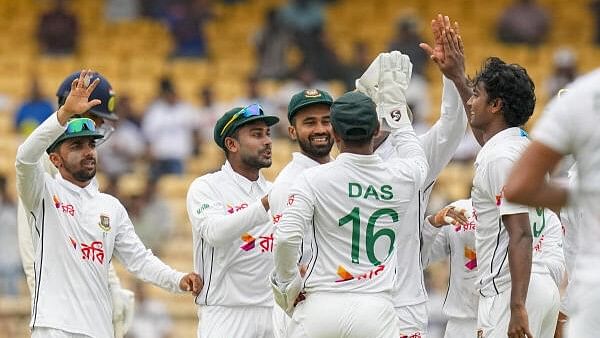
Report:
241,146,272,169
61,154,97,183
298,133,333,159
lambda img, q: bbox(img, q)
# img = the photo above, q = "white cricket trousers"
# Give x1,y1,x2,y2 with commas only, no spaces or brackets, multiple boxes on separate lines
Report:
272,303,289,338
566,275,600,338
286,292,399,338
477,272,560,338
197,305,273,338
31,327,92,338
443,317,477,338
394,302,429,337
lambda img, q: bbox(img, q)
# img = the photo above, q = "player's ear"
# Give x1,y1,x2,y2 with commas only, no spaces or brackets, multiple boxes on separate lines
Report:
490,98,503,114
224,136,239,154
288,125,298,141
48,151,63,169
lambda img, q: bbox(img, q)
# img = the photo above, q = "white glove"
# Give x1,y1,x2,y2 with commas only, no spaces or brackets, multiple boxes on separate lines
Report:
355,53,385,102
270,271,302,317
112,288,135,338
377,51,413,130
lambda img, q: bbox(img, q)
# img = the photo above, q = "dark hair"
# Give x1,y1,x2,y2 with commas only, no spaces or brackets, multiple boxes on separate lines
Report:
331,124,373,145
470,57,536,127
223,129,240,157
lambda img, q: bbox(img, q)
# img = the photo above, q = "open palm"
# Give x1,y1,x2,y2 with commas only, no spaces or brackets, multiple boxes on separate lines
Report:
61,69,102,117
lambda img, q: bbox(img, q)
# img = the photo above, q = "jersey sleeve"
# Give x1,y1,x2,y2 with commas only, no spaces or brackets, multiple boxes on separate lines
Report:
15,112,64,211
274,173,315,283
388,124,429,191
485,157,529,216
113,204,185,293
186,177,270,248
418,76,468,185
423,220,449,267
531,95,575,155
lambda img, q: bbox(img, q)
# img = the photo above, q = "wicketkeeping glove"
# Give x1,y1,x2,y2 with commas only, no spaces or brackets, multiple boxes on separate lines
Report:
112,288,135,338
355,53,385,102
270,270,302,317
377,51,413,131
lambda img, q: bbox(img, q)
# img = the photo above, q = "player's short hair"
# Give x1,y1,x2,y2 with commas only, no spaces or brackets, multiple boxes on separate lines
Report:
470,57,536,127
223,129,240,157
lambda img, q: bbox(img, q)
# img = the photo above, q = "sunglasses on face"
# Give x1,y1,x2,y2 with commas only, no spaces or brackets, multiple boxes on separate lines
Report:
66,118,97,134
220,103,263,136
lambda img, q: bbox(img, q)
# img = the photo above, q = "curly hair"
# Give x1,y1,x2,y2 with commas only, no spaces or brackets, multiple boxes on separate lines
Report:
470,57,536,127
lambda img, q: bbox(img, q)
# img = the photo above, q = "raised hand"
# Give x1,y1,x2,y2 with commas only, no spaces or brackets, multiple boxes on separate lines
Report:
420,15,466,82
57,69,102,125
419,14,445,64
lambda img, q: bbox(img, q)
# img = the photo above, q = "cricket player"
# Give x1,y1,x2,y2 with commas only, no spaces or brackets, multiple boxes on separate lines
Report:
272,87,428,337
505,68,600,338
186,103,279,338
425,200,565,338
354,15,469,337
467,57,559,338
17,70,136,337
269,88,334,338
15,70,201,338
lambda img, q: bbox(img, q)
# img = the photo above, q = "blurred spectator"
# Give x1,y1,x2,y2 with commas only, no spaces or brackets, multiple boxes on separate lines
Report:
592,0,600,45
98,95,147,178
497,0,550,45
255,8,292,80
142,78,199,180
0,175,21,297
14,80,54,136
196,85,224,143
165,0,213,58
105,0,141,22
300,27,346,81
37,0,79,55
545,48,577,98
344,41,371,91
279,0,324,35
388,15,429,77
406,74,431,134
126,179,174,257
126,281,173,338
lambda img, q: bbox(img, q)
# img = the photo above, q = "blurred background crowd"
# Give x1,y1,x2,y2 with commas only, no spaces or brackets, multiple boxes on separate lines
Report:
0,0,598,337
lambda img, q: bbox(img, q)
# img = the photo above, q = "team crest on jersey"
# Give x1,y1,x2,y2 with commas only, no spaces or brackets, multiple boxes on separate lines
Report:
98,214,111,232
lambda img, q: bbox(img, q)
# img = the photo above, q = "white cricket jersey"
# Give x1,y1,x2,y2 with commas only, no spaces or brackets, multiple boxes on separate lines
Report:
427,199,565,319
375,76,468,306
186,161,274,307
275,125,428,296
427,199,479,319
532,69,600,285
15,113,185,338
471,127,535,297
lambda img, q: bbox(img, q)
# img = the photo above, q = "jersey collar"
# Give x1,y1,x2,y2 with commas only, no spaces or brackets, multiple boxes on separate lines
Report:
336,152,382,165
222,160,269,195
56,174,99,198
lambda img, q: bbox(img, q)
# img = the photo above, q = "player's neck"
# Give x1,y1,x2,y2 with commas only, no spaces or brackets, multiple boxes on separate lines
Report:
481,119,509,145
229,161,260,181
302,151,331,164
338,142,373,156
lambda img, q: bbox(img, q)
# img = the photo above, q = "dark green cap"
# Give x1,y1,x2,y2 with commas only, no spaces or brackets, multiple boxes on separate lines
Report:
287,89,333,123
213,104,280,149
47,118,104,153
330,91,378,140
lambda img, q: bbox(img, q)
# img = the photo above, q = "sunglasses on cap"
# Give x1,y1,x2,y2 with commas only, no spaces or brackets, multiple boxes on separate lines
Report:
220,103,263,136
66,118,97,134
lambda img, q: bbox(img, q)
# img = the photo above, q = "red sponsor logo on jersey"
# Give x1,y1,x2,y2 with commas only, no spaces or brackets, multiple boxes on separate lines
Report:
272,213,282,224
53,194,75,216
400,332,422,338
240,232,274,253
227,202,248,214
287,194,295,206
454,220,476,232
335,264,385,283
80,240,105,265
495,187,506,206
533,235,545,252
69,236,77,250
